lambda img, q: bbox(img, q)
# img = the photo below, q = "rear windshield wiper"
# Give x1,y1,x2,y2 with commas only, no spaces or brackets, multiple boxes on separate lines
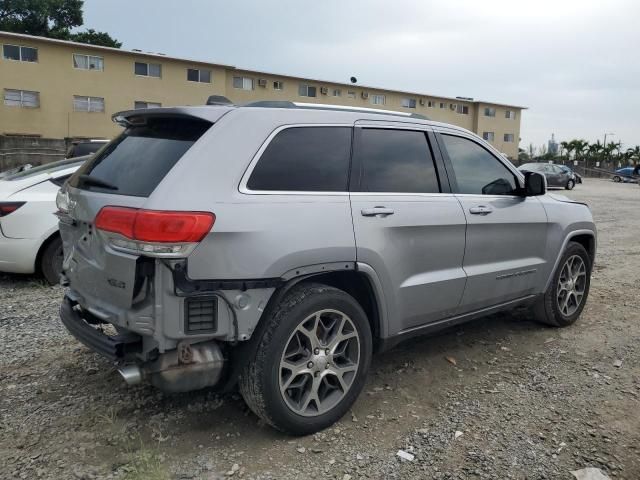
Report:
78,174,119,191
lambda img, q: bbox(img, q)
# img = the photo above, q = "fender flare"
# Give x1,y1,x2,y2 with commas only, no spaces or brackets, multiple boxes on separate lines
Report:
543,229,596,291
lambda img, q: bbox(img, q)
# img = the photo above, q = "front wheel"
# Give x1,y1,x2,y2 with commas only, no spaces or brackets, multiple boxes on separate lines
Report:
613,175,622,183
565,179,575,190
239,283,372,435
534,241,591,327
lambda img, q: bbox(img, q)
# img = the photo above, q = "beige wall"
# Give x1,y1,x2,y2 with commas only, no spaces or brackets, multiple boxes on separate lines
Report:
0,33,523,158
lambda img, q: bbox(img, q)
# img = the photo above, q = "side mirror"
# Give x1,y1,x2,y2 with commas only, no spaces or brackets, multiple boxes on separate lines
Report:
524,171,546,196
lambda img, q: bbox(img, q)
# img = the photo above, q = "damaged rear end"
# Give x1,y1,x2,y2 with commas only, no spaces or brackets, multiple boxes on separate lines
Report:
57,109,230,392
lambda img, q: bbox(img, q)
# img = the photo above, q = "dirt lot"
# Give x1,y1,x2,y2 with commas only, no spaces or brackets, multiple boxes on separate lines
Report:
1,179,639,480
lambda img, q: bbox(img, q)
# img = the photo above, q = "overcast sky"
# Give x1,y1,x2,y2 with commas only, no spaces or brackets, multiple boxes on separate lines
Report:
82,0,640,151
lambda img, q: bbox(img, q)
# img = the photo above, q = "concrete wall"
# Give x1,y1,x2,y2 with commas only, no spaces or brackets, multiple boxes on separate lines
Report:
0,135,65,170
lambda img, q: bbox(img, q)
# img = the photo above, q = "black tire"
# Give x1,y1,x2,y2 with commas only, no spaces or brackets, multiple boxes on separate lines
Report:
40,236,64,285
613,176,621,183
239,283,372,435
565,179,575,190
534,241,591,327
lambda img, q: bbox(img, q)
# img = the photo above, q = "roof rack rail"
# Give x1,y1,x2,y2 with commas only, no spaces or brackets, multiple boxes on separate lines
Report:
294,102,429,120
243,101,296,108
241,101,429,120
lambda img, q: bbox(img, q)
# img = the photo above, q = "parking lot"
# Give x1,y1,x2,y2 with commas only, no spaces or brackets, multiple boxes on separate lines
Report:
1,178,638,480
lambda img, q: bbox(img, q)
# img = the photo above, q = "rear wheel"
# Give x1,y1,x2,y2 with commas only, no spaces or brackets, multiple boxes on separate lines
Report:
239,283,372,435
534,241,591,327
40,236,64,285
565,179,575,190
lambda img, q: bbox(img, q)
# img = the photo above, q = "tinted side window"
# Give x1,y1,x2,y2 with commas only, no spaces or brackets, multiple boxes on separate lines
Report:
355,129,440,193
247,127,351,191
441,135,517,195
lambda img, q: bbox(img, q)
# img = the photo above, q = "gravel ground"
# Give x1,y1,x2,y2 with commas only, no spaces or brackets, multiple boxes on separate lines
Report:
1,179,639,480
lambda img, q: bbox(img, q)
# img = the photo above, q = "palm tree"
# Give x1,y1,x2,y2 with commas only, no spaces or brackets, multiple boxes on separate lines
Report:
626,146,640,165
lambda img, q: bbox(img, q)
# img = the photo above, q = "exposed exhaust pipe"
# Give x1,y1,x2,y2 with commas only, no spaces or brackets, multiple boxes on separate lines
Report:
117,341,225,392
118,364,143,385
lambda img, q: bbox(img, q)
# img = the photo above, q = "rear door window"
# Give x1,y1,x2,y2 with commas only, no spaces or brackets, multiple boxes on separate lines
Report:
353,128,440,193
68,117,211,197
247,127,352,192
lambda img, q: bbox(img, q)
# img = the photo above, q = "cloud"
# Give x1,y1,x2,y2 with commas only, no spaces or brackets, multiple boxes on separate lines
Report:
82,0,640,149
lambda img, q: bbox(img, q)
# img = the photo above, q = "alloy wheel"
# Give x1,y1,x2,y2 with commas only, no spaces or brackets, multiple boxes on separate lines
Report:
279,309,360,417
556,255,587,316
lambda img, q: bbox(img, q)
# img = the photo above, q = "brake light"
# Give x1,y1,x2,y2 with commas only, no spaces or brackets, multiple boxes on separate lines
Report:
0,202,25,217
95,206,215,250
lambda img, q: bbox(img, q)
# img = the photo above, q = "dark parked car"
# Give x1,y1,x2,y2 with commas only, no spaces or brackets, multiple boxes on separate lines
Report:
558,165,582,184
65,139,108,159
519,163,576,190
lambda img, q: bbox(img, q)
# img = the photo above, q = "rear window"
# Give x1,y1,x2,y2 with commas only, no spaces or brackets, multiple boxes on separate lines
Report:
247,127,352,192
69,117,211,196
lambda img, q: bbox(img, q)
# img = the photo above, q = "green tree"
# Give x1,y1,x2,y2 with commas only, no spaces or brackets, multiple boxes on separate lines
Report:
0,0,121,47
626,146,640,164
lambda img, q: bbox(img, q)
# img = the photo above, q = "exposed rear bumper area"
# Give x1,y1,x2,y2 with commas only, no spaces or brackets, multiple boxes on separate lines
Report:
60,295,226,392
60,296,142,361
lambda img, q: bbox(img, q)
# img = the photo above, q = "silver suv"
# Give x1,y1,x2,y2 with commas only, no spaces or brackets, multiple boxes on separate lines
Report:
57,102,596,435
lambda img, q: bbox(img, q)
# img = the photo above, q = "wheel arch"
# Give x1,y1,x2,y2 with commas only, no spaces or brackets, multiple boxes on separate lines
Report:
34,229,61,274
544,229,596,291
221,264,387,391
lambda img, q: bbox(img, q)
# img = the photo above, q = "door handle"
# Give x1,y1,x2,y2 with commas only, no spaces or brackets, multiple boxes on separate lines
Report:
469,205,493,215
361,207,395,217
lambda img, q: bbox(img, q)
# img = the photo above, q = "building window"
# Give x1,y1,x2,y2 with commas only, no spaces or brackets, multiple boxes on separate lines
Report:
427,100,434,108
484,107,496,117
347,91,356,99
401,97,417,109
73,54,104,70
73,95,105,112
504,133,515,142
2,44,38,62
439,102,445,109
505,110,516,120
371,94,386,105
233,76,254,90
298,84,317,97
457,105,469,115
135,62,161,78
273,81,284,90
332,88,341,97
4,89,39,108
134,101,162,109
187,68,211,83
482,132,495,142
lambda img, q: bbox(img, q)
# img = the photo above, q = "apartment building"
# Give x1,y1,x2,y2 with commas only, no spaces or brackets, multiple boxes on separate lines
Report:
0,31,525,158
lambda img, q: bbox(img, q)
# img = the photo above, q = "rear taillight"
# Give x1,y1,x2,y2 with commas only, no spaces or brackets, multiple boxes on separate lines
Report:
0,202,25,217
95,206,215,257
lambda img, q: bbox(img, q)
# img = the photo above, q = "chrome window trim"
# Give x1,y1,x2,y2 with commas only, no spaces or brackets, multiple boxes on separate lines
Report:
239,122,449,197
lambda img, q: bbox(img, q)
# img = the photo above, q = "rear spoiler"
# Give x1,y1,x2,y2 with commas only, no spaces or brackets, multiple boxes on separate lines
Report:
112,106,234,127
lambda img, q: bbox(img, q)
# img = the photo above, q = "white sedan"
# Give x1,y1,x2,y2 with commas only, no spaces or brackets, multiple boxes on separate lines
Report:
0,157,86,283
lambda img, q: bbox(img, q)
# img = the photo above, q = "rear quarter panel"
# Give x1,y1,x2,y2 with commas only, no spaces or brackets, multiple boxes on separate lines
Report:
144,109,357,280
